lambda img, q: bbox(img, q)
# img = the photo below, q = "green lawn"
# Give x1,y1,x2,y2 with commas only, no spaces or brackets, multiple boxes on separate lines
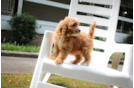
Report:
1,74,114,88
1,42,40,52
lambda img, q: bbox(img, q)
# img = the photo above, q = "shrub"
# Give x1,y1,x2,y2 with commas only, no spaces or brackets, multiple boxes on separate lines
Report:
8,13,37,45
94,37,106,42
124,33,133,44
110,53,125,60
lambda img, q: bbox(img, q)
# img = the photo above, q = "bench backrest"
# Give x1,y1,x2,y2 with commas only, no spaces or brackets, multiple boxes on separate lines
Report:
68,0,120,67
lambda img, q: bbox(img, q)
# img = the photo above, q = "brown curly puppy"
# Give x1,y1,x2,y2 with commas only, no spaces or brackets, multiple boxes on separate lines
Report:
49,16,96,66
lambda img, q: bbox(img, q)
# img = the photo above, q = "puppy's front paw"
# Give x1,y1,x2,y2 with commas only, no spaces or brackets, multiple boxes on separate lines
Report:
81,62,87,66
69,60,74,64
69,60,76,64
49,56,56,60
54,58,63,64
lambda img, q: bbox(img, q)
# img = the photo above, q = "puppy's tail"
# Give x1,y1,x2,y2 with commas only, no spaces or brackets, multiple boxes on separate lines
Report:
89,21,96,39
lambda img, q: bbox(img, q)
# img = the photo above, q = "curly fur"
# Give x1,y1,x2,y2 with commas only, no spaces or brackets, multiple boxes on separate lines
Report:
49,16,96,66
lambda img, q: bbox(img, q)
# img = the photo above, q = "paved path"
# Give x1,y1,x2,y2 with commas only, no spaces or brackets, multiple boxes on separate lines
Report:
1,56,123,74
1,56,37,74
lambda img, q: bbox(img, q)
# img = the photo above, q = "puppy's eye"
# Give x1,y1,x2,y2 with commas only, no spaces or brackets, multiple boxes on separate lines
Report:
72,24,76,27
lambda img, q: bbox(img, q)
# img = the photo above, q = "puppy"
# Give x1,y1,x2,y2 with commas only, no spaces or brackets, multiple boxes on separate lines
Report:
49,16,96,66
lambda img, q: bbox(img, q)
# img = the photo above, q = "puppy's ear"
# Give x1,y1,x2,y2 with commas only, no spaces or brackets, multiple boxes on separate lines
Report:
64,16,68,19
64,16,69,22
55,20,63,36
61,28,67,36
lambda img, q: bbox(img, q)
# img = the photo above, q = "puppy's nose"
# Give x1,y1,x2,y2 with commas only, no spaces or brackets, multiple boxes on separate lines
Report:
78,30,81,33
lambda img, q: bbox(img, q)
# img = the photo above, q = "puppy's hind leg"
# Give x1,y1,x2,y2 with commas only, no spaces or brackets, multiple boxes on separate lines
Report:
69,52,82,65
81,52,91,66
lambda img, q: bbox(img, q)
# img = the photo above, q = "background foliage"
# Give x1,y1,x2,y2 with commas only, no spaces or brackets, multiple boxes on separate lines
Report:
124,33,133,44
8,13,37,45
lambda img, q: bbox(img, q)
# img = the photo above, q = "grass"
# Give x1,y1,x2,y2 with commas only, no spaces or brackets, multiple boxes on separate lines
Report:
1,42,125,60
110,54,125,60
1,42,40,52
48,75,113,88
1,74,32,88
2,74,115,88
